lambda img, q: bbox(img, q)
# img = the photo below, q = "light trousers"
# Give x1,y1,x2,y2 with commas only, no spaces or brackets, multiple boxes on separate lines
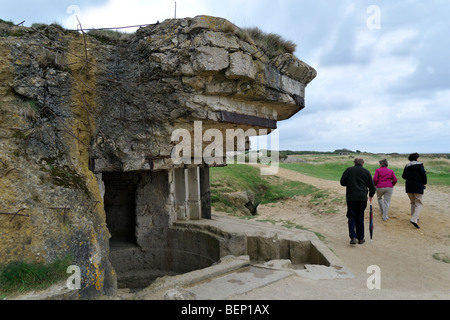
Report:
407,193,423,224
376,188,394,220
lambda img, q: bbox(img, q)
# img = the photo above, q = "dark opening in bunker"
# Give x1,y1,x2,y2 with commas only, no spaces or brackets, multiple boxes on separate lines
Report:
101,170,221,290
103,172,137,247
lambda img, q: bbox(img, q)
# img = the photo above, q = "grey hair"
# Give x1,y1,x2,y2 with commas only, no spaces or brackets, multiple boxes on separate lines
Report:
354,158,364,165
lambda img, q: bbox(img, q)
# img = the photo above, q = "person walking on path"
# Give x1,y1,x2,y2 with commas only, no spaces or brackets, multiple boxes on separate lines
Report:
402,153,427,229
373,159,398,221
340,158,376,245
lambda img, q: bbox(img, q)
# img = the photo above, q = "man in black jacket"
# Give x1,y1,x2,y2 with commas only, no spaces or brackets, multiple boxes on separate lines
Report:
340,158,376,245
402,153,427,229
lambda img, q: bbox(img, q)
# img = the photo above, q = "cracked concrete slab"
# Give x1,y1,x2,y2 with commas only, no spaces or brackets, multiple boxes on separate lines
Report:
295,264,354,280
184,265,294,300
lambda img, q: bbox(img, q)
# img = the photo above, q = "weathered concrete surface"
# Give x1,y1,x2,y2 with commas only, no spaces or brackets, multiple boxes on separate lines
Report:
10,281,79,300
185,264,294,300
123,214,352,300
175,214,341,267
92,15,317,172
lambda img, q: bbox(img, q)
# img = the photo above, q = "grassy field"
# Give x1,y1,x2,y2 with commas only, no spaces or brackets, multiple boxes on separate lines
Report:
210,153,450,215
280,153,450,187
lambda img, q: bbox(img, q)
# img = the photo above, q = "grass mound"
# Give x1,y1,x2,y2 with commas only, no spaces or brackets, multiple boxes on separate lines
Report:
210,164,317,214
0,256,72,297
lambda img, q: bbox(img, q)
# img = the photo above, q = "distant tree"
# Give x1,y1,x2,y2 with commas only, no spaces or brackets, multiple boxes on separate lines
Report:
334,148,354,154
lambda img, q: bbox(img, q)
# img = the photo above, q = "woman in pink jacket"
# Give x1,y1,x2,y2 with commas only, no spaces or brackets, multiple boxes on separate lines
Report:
373,159,398,221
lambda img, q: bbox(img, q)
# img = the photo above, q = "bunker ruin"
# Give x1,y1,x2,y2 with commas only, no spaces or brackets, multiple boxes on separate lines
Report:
0,15,319,298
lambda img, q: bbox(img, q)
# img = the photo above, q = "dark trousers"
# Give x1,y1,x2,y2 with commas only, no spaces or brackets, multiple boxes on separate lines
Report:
346,201,367,240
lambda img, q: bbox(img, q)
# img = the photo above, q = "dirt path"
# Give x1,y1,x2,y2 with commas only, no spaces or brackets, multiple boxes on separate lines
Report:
225,166,450,299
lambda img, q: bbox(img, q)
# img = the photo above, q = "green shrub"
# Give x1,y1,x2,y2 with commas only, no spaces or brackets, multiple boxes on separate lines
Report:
87,29,133,43
0,19,14,26
243,27,297,59
432,253,450,263
41,157,91,197
210,164,317,214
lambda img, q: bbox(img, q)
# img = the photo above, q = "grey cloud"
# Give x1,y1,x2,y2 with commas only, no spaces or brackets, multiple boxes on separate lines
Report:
377,1,450,93
390,31,450,94
1,0,447,153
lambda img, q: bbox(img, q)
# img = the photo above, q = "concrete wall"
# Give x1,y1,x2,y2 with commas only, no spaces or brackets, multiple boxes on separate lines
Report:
109,228,221,289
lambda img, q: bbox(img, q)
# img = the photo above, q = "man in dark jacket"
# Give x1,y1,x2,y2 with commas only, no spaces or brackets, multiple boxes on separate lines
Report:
402,153,427,229
340,158,376,245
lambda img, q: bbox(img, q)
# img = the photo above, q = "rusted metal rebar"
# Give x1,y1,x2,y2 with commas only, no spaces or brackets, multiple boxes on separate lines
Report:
0,208,29,222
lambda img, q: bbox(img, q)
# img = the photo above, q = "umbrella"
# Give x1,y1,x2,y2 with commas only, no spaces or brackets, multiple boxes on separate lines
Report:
369,200,374,243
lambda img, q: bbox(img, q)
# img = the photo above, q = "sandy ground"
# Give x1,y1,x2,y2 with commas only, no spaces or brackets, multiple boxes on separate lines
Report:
220,166,450,300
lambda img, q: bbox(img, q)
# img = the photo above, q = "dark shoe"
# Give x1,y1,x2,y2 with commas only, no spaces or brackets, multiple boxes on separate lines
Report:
350,238,357,245
358,239,366,244
410,221,420,229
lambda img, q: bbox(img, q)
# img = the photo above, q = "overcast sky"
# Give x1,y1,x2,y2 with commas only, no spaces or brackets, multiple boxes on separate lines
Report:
2,0,449,153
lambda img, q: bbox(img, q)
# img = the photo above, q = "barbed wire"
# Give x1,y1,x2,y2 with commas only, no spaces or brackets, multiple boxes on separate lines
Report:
66,21,159,31
68,23,154,32
12,19,155,32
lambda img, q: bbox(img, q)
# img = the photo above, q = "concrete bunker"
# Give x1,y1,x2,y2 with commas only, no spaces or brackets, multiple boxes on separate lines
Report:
101,168,332,290
102,167,220,289
0,15,323,298
88,15,321,294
